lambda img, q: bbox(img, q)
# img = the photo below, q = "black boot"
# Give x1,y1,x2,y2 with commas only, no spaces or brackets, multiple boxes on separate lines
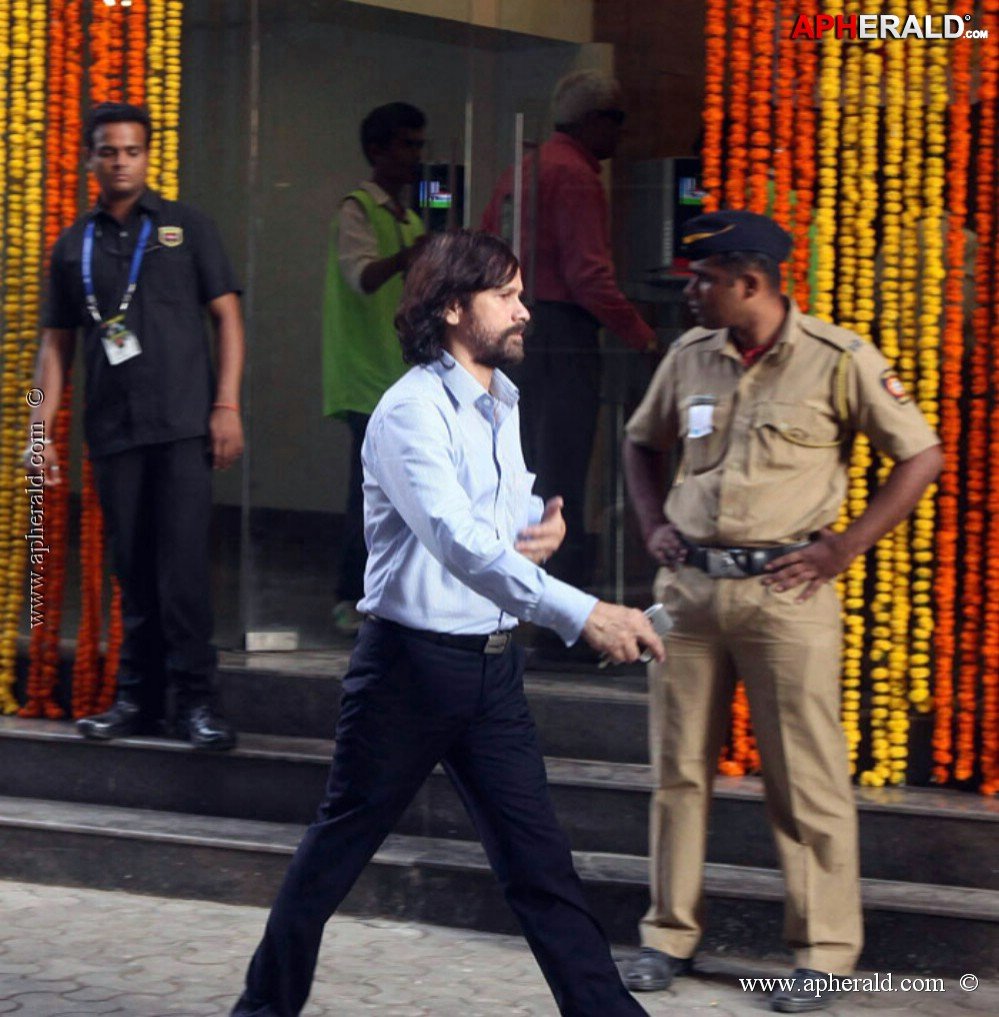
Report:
771,968,839,1012
77,690,154,741
175,700,238,752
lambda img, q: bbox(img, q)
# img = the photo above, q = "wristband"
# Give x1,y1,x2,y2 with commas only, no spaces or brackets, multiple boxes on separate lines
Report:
212,402,239,412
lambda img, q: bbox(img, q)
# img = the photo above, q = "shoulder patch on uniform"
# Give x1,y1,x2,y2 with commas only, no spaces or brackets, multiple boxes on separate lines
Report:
880,368,911,404
798,313,864,352
158,225,183,247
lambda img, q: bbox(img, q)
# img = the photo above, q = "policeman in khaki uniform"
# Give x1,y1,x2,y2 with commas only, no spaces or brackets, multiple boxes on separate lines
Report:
619,211,942,1013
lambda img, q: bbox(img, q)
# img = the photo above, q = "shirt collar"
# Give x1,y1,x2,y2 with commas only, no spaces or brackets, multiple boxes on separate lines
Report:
714,297,800,364
429,352,520,422
550,131,601,174
361,180,398,209
89,188,162,221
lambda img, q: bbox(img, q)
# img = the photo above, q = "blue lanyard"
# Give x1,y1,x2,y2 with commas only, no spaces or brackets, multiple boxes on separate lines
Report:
82,214,153,324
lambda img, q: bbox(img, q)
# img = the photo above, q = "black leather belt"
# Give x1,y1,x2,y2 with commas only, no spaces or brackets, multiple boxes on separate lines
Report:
368,616,512,654
681,537,812,578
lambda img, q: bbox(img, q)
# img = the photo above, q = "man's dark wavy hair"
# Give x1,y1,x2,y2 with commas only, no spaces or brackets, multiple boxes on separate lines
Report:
395,230,520,366
85,102,153,149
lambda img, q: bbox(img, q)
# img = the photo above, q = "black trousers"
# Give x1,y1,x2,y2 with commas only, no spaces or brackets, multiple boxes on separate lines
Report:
335,411,369,603
91,436,217,718
233,620,646,1017
507,301,602,588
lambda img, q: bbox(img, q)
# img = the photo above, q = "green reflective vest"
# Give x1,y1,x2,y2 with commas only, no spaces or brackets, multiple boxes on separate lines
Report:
321,187,425,418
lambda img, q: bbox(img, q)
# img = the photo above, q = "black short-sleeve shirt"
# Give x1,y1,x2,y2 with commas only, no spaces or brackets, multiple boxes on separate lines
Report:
43,189,240,458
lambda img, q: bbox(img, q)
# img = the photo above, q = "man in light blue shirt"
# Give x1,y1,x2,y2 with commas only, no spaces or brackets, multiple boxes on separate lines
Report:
233,231,664,1017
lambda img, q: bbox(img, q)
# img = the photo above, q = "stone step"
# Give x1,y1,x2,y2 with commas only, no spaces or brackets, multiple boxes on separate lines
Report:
0,796,994,978
17,644,937,781
1,717,995,891
13,641,652,763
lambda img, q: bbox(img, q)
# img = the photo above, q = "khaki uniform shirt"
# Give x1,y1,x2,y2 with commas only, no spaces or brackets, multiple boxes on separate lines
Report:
625,301,940,546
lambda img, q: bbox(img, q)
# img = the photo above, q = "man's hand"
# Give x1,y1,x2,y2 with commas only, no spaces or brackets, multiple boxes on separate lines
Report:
761,527,855,602
581,601,666,664
23,443,62,487
515,496,566,565
398,234,430,273
210,407,245,470
645,521,687,569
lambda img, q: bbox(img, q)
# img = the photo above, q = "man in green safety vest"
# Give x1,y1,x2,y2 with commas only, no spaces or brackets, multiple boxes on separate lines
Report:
321,102,427,635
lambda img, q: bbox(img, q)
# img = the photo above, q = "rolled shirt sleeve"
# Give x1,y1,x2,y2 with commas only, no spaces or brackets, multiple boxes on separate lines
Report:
337,197,380,297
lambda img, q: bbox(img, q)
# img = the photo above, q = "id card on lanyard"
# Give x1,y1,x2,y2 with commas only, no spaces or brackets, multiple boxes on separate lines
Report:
82,215,152,366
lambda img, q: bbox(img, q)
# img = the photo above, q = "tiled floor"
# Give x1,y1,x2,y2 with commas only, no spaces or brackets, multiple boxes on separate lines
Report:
0,880,994,1016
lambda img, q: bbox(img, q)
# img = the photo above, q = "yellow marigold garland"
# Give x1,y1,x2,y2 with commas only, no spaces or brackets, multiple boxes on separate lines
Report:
898,8,935,749
0,0,46,712
0,0,14,713
812,4,842,323
833,3,871,777
917,0,947,783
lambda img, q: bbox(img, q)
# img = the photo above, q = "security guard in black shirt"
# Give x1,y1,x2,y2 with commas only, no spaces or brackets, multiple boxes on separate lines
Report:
28,102,245,750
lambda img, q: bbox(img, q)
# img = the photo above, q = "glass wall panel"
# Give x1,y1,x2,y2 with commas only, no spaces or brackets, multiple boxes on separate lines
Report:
180,0,705,654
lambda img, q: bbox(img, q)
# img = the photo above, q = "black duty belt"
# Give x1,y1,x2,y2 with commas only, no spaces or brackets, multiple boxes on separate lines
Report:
368,616,512,655
681,537,812,579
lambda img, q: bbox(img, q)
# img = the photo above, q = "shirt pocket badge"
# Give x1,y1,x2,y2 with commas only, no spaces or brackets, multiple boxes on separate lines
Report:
158,226,184,247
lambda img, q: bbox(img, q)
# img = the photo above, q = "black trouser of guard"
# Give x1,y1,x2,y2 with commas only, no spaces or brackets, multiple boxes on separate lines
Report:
92,436,217,718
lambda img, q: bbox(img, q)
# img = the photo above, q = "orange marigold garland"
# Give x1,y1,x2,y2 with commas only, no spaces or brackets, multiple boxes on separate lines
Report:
126,0,148,106
915,0,948,783
772,1,797,234
790,0,819,309
701,0,726,212
980,0,999,797
946,4,979,785
747,0,773,214
72,0,132,717
20,0,76,720
726,0,752,209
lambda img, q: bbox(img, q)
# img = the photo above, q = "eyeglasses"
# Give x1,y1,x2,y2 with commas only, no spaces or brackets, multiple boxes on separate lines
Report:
595,108,627,126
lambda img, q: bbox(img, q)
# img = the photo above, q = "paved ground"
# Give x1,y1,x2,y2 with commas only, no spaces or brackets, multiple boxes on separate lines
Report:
0,880,994,1016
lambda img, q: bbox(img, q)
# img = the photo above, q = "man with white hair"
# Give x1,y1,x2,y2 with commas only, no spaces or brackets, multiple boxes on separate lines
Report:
482,70,656,592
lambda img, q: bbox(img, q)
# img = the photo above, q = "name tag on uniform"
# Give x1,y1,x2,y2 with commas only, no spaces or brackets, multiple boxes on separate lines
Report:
100,318,142,366
688,401,715,439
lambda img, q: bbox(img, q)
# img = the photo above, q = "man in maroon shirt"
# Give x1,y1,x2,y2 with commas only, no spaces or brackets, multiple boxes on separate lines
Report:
482,70,655,590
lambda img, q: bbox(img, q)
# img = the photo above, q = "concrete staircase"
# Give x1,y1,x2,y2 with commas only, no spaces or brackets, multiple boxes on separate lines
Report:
0,647,996,976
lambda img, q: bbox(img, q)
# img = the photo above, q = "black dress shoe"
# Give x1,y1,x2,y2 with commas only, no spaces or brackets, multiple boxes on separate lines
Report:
77,692,151,740
176,703,238,752
619,947,693,992
771,968,838,1012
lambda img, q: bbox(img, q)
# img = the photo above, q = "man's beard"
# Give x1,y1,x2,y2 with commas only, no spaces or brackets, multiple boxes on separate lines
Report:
470,322,526,370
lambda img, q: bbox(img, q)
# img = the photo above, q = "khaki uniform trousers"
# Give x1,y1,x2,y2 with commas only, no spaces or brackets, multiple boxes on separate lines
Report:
641,564,863,973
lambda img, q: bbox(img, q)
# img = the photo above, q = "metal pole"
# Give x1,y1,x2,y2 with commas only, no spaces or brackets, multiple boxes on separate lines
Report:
512,113,524,260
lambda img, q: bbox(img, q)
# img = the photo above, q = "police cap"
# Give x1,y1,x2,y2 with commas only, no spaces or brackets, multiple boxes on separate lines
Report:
681,209,792,263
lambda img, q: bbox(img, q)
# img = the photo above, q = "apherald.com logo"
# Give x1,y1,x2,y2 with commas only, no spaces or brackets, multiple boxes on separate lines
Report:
790,13,989,39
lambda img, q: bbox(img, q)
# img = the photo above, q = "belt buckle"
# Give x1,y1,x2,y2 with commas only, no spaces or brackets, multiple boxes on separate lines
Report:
705,548,747,579
484,632,510,654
